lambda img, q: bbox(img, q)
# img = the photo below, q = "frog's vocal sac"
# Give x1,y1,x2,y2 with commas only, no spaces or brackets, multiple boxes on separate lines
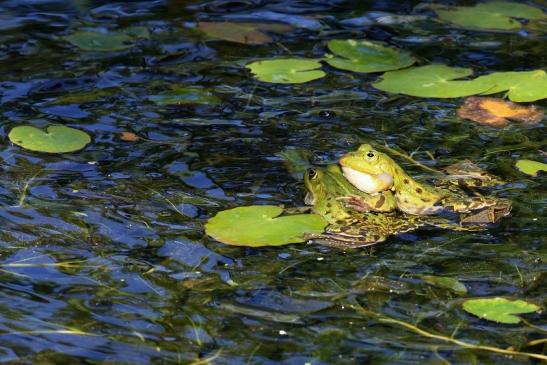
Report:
339,144,500,215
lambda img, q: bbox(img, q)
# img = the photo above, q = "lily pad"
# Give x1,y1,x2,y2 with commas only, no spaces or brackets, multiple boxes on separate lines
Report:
197,22,293,45
372,65,490,98
515,160,547,177
325,39,415,73
462,297,540,324
246,59,325,84
64,26,149,51
149,87,221,106
422,275,467,294
475,70,547,102
205,205,327,247
435,2,546,31
9,125,91,153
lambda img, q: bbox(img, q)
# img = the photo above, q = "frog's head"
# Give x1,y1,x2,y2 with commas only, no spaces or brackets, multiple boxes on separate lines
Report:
339,144,395,193
304,168,326,205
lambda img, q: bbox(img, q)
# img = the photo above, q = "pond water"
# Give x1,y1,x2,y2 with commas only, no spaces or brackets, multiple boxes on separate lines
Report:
0,0,545,364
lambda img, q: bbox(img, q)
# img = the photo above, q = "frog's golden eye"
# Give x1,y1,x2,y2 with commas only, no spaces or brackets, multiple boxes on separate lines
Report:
308,168,318,179
367,151,375,158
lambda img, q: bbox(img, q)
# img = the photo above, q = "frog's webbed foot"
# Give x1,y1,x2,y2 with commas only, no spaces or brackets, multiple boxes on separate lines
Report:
460,199,512,225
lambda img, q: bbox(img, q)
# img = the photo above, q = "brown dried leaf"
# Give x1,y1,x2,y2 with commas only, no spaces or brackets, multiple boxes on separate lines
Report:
120,131,140,142
197,22,293,45
457,96,544,128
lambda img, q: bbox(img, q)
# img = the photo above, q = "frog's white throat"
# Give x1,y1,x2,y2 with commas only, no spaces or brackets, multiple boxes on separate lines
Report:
341,166,394,194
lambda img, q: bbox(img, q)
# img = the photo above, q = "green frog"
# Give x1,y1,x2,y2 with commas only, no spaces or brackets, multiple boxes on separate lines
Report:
303,165,478,248
305,164,397,213
339,144,506,216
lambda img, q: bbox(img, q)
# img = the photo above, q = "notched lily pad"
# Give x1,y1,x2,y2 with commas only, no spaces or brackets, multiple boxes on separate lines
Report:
64,26,150,51
457,96,544,127
515,160,547,177
246,59,325,84
9,125,91,153
197,21,293,45
475,70,547,102
205,205,327,247
148,86,221,106
435,2,547,31
462,297,540,324
373,65,490,98
325,39,415,73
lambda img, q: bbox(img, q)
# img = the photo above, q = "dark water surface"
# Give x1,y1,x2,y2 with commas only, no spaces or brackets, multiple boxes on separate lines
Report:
0,0,545,364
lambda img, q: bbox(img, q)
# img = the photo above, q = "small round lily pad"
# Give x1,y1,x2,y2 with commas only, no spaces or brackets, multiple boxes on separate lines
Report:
462,297,540,324
9,125,91,153
64,26,150,52
421,275,467,295
325,39,415,73
246,58,325,84
148,87,220,106
205,205,327,247
515,159,547,177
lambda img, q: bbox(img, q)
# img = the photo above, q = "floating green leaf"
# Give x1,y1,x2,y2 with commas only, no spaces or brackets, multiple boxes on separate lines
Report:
197,22,293,45
515,159,547,177
9,125,91,153
149,87,221,106
64,26,149,51
246,59,325,84
373,65,491,98
205,205,327,247
421,275,467,295
462,297,540,324
475,70,547,102
325,39,415,73
435,2,546,31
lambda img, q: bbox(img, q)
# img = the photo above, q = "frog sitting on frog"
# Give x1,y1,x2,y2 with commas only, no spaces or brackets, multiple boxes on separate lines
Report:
339,144,510,217
303,165,485,248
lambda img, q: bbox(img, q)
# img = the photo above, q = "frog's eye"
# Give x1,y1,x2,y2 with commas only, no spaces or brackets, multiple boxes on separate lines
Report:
308,168,318,179
366,151,375,158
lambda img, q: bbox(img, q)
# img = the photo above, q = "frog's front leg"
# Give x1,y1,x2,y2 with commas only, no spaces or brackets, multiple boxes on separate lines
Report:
336,192,397,213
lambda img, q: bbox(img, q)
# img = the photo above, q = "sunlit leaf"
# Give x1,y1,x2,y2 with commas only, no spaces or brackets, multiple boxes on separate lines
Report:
515,160,547,177
457,96,544,127
205,205,327,247
64,26,149,51
9,125,91,153
148,87,221,106
120,132,140,142
435,2,546,31
462,297,540,324
475,70,547,102
197,22,293,45
325,39,415,73
421,275,467,294
372,65,490,98
246,59,325,84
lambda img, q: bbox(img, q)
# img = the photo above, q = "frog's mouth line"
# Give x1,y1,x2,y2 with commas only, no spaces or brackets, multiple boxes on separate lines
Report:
341,166,393,194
